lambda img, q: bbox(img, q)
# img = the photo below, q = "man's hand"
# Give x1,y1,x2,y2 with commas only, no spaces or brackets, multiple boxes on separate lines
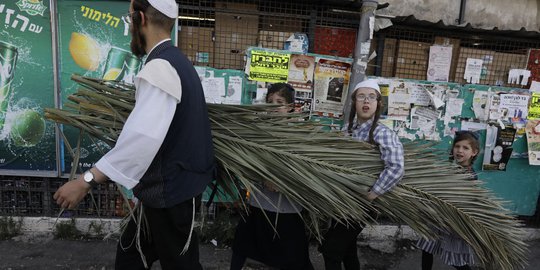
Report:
53,177,91,209
366,191,379,201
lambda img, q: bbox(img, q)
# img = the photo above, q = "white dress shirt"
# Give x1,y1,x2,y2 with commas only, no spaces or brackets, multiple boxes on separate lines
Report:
95,39,182,189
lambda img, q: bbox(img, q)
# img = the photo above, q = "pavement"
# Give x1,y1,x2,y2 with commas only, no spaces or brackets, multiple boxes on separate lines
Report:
1,217,539,269
1,233,540,269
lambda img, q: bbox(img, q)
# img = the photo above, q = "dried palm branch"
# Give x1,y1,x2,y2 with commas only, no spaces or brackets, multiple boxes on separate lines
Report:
44,75,527,270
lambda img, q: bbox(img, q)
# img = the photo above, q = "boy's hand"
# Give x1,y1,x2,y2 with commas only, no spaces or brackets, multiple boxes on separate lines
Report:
366,191,379,201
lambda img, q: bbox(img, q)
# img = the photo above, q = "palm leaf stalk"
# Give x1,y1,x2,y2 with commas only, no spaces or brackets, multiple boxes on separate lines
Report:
44,75,527,270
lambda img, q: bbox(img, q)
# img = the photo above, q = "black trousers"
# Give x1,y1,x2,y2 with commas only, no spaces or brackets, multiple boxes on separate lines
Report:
115,198,202,270
319,220,364,270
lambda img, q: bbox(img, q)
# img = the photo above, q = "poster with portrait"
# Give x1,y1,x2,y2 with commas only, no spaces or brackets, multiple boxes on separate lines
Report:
287,54,315,91
312,58,351,116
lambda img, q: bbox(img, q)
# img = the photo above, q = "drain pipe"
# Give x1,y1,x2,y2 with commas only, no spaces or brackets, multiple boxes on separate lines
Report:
458,0,466,24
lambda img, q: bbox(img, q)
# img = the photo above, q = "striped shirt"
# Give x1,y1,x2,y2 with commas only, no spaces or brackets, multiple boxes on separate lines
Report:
351,120,404,195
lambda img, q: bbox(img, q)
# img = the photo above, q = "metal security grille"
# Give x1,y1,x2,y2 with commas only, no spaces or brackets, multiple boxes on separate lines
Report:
0,176,118,217
372,23,540,87
178,0,360,69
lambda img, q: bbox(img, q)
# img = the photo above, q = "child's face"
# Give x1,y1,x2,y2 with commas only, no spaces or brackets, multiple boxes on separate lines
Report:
453,139,478,167
354,88,379,122
267,93,291,113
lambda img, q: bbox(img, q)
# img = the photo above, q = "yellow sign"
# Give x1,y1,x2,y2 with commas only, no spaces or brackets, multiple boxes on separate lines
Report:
528,93,540,120
249,50,290,83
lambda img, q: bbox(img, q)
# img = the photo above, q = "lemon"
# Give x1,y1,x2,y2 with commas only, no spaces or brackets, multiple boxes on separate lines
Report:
103,68,122,80
10,109,45,147
69,32,101,71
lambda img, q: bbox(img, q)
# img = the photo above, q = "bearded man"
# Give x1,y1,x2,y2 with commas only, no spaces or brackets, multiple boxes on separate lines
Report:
54,0,215,269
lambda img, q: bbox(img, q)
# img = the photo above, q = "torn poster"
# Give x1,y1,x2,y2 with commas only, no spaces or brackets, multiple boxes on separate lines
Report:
464,58,483,84
410,106,440,140
526,120,540,165
472,90,490,121
387,81,412,121
410,84,432,106
444,98,464,124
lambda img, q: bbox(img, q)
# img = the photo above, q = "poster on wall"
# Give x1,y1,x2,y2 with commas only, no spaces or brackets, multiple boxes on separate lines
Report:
287,54,315,91
526,120,540,165
482,124,516,171
248,49,290,83
427,45,452,82
0,0,57,174
288,54,315,112
499,93,530,121
528,93,540,120
387,80,412,121
464,58,483,84
312,58,351,116
57,0,141,174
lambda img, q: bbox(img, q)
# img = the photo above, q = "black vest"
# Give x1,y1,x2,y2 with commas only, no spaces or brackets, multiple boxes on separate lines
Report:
133,41,215,208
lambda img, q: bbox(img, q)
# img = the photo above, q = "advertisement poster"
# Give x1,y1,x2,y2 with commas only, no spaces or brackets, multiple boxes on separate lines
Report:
427,45,452,82
312,58,351,116
387,81,411,121
0,0,56,173
248,49,290,83
287,54,315,91
526,120,540,165
482,124,516,171
528,92,540,120
58,0,138,174
499,93,529,121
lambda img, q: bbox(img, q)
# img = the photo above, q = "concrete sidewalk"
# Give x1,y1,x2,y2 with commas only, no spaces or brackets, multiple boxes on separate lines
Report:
1,236,539,269
1,217,539,269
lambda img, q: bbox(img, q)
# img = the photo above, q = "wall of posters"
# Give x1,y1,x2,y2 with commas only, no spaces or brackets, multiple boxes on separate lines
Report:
0,0,56,174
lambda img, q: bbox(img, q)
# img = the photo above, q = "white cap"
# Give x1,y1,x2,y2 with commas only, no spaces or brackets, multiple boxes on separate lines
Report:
148,0,178,19
354,79,380,93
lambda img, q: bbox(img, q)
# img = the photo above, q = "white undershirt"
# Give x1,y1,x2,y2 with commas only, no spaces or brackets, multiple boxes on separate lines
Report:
95,39,182,189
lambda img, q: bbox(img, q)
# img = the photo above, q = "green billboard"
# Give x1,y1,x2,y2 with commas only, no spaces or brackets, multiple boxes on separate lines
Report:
57,0,137,174
0,0,56,174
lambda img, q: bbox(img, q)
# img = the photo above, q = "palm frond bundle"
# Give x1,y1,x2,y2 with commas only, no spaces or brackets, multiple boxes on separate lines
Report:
44,75,527,270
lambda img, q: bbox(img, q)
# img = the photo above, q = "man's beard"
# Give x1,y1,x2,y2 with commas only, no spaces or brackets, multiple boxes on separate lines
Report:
130,23,146,58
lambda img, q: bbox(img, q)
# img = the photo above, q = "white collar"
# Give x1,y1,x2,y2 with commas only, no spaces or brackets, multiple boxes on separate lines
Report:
147,38,172,56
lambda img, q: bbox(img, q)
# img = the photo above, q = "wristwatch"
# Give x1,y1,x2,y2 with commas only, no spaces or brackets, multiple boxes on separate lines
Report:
83,170,98,188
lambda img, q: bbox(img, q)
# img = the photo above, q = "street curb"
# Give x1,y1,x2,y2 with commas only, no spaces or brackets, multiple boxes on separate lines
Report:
14,217,540,241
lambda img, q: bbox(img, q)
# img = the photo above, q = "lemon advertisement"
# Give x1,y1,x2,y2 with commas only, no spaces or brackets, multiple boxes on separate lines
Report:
0,0,56,173
58,0,140,174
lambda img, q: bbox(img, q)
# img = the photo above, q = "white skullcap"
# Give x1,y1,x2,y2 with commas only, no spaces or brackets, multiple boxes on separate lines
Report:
148,0,178,19
354,79,380,93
